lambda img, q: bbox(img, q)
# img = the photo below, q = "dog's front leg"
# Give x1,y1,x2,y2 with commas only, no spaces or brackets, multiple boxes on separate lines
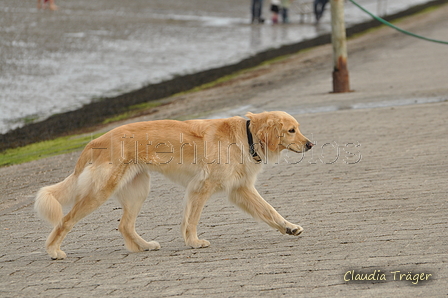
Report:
229,186,303,236
181,181,215,248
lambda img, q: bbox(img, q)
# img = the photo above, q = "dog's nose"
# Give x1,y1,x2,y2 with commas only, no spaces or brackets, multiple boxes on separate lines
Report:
305,141,314,151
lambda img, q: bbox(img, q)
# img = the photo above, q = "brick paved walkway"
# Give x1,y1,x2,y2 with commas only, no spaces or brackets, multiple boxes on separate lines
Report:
1,4,447,298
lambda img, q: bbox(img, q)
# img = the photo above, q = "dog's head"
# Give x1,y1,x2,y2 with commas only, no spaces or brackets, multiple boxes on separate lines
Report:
246,111,313,153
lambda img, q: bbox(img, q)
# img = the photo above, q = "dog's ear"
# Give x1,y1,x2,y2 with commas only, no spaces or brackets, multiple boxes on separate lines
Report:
256,118,283,152
247,112,284,152
245,112,255,121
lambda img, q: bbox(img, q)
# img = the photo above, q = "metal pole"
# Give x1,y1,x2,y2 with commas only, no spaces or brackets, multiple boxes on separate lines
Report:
330,0,350,93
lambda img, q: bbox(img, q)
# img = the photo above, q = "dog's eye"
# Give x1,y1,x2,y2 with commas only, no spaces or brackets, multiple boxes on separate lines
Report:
288,128,295,133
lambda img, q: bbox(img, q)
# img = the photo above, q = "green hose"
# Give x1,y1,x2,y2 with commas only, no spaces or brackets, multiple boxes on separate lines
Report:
348,0,448,45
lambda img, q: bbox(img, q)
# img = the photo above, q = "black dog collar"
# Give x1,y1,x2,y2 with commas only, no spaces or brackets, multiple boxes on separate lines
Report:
246,120,262,162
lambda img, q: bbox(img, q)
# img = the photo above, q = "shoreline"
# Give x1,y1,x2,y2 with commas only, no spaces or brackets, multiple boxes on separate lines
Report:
1,0,446,152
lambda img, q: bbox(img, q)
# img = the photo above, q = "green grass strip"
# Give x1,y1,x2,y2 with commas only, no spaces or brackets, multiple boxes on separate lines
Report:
0,133,104,167
102,101,163,125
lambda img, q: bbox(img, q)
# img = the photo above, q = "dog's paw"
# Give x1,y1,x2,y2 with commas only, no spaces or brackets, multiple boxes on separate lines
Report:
144,241,161,251
285,224,304,236
187,239,210,249
48,248,67,260
126,240,161,252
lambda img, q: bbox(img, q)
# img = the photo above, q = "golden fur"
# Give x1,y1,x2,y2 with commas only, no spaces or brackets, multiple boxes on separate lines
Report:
35,111,313,259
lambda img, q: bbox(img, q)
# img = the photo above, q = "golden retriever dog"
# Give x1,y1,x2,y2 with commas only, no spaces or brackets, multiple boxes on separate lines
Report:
35,111,314,259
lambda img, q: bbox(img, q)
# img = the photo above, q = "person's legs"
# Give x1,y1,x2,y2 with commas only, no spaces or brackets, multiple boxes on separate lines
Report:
282,7,288,23
252,0,264,23
48,0,58,10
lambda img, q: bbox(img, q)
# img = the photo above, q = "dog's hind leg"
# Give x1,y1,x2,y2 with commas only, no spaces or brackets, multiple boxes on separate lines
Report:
45,190,114,260
228,186,303,236
45,165,122,260
116,171,160,252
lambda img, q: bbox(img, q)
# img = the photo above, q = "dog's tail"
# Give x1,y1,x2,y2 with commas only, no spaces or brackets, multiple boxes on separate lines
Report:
35,173,78,227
